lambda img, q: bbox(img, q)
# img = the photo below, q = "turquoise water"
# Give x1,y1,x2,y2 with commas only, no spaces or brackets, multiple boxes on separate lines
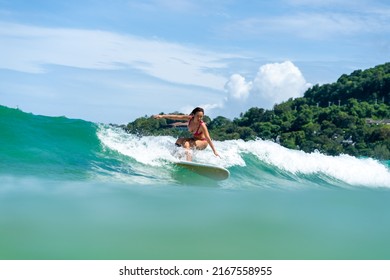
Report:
1,105,390,259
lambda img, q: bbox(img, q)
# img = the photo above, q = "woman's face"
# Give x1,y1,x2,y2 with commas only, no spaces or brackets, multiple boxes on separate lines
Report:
194,111,204,121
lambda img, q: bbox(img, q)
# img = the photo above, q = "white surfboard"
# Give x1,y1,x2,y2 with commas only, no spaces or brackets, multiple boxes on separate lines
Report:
175,160,230,181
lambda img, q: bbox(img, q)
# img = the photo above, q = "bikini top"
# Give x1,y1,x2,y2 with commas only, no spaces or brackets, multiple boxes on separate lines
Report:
188,118,203,137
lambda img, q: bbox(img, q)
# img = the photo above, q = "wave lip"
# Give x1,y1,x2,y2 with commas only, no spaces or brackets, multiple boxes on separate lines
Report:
239,140,390,188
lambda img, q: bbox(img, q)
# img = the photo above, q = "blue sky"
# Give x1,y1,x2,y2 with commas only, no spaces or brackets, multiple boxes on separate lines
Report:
1,0,390,123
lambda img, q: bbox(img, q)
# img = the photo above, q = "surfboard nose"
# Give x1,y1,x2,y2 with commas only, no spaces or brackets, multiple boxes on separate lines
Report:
175,161,230,181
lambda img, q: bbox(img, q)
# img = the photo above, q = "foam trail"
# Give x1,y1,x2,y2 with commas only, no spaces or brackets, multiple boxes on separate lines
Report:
97,125,177,166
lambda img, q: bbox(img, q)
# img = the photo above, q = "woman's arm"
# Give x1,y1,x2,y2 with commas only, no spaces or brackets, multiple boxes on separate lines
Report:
201,123,220,158
153,114,190,121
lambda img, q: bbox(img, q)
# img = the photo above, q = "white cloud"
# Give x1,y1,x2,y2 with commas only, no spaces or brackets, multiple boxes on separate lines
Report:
252,61,310,105
225,9,390,41
0,21,245,123
180,103,222,117
0,22,234,91
218,61,311,118
224,74,252,101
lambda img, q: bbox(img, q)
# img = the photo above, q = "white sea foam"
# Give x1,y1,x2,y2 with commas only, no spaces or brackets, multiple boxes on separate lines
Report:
97,125,246,168
239,139,390,188
97,125,390,188
97,125,177,166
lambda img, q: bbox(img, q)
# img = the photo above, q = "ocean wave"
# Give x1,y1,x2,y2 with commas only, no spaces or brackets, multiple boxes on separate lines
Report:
1,105,389,189
98,125,390,189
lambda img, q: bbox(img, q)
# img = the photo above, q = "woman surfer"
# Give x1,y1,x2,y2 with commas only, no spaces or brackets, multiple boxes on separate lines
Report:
153,107,220,161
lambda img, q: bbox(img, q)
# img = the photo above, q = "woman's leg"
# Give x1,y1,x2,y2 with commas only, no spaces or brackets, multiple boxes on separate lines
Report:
175,138,208,161
175,138,185,147
175,138,194,161
182,139,193,161
194,140,208,150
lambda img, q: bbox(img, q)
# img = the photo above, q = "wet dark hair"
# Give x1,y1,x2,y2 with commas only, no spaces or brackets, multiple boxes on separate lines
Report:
190,107,204,116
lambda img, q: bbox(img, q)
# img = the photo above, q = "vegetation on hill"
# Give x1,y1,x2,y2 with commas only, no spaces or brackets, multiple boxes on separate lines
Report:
124,63,390,160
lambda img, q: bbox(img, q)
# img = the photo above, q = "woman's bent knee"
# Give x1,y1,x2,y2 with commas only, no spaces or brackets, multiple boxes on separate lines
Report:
183,141,191,149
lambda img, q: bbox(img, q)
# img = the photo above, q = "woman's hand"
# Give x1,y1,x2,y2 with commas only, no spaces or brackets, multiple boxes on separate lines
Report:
153,115,163,119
